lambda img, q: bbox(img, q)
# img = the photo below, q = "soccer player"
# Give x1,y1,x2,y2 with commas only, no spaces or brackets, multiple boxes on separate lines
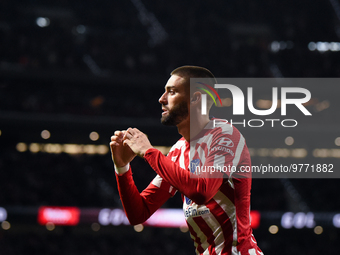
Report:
110,66,263,255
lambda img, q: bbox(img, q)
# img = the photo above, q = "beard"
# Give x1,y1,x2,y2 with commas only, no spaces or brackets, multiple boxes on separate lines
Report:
161,101,189,126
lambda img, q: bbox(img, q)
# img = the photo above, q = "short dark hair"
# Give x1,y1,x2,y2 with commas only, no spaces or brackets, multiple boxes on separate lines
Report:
171,66,218,108
171,65,216,82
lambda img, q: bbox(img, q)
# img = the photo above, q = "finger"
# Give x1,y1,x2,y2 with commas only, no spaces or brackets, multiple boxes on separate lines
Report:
114,130,121,136
113,133,121,142
122,130,128,140
124,133,134,141
110,141,119,147
114,130,126,139
123,128,134,140
126,127,136,135
133,128,142,137
111,135,122,143
133,128,146,137
123,139,132,147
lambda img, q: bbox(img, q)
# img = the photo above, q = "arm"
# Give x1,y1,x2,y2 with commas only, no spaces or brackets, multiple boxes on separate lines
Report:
123,127,244,205
144,148,223,205
115,167,174,225
110,130,173,225
122,128,224,205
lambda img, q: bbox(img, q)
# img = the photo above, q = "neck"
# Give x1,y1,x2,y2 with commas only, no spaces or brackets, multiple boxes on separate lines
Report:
177,112,210,142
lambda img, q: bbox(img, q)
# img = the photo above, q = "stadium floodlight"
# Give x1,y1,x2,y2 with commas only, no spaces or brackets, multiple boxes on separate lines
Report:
36,17,50,27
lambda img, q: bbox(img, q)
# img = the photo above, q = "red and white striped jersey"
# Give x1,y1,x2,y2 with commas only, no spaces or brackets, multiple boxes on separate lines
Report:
162,119,263,255
116,119,263,255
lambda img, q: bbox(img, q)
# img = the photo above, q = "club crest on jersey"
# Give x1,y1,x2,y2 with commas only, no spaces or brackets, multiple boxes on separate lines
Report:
190,159,200,173
217,137,234,147
185,196,192,205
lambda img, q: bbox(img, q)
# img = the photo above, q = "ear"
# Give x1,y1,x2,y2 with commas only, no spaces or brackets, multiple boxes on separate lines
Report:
191,91,201,105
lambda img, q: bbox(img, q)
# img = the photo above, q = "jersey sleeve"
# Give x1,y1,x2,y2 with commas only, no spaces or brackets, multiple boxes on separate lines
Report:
143,126,250,205
115,167,175,225
144,148,224,205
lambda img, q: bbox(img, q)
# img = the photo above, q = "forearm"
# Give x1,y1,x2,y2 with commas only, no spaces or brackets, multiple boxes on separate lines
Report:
144,148,223,205
116,169,151,225
115,166,172,225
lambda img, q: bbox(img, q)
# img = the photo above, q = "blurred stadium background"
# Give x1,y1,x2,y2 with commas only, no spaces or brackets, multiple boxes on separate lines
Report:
1,0,340,254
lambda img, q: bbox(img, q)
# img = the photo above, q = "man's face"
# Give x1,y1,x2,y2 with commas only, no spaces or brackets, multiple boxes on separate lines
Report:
159,75,189,126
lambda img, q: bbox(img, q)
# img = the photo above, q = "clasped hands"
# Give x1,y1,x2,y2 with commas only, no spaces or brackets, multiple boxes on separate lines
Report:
110,128,153,168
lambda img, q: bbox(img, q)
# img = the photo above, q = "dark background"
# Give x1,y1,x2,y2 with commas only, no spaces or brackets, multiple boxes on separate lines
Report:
1,0,340,254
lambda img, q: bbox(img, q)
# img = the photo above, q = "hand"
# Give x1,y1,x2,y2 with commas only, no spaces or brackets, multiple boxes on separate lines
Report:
110,130,136,168
123,128,153,157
